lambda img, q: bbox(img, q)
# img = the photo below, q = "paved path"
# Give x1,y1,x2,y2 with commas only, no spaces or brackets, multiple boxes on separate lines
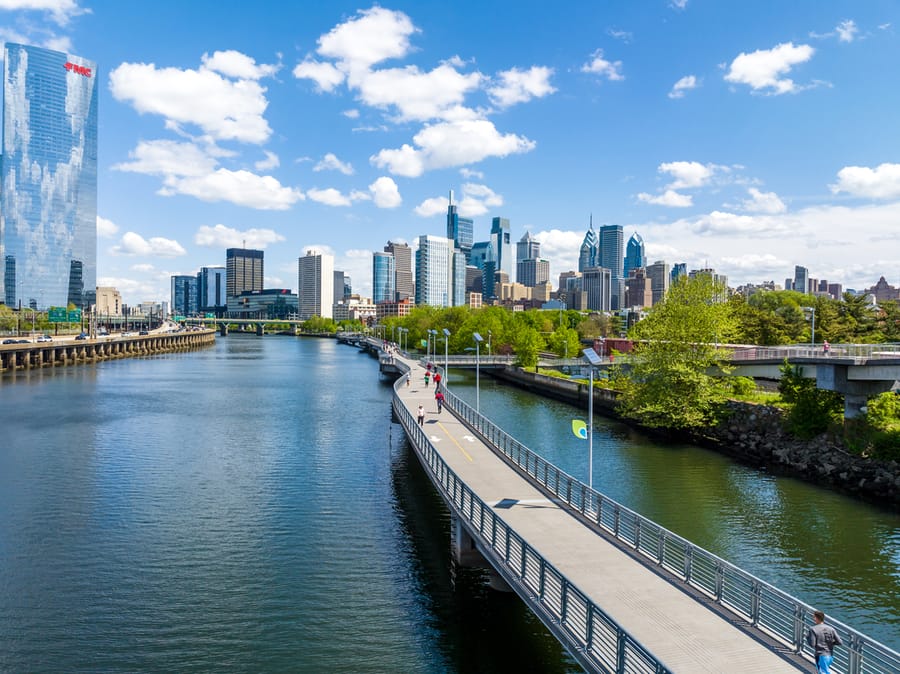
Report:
395,356,805,673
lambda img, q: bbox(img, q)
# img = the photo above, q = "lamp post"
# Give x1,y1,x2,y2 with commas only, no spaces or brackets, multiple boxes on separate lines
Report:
428,329,437,362
582,347,603,490
487,329,492,356
802,306,816,345
398,327,407,352
473,332,484,412
442,328,450,386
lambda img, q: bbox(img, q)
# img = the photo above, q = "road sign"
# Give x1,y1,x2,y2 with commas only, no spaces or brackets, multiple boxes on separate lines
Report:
205,313,215,318
48,307,67,322
68,309,82,322
174,315,185,321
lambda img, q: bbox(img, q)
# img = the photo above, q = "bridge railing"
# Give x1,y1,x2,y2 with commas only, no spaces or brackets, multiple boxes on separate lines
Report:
441,385,900,674
392,376,672,674
731,343,900,361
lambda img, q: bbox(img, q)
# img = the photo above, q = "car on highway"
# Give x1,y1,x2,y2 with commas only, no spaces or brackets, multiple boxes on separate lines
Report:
75,333,89,340
2,338,18,344
139,330,149,335
16,339,29,344
36,334,52,343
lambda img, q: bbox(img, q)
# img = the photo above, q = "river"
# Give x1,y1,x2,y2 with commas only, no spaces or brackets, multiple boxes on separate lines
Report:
0,336,896,673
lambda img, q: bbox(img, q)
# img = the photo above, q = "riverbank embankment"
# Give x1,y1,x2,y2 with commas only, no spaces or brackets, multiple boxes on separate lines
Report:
491,366,900,510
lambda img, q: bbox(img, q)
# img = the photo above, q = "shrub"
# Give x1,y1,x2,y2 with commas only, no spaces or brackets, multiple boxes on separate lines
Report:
778,361,843,438
731,376,756,396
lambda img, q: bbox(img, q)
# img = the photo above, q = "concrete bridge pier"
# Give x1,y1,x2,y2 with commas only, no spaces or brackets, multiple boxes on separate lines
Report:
816,363,899,427
256,323,264,336
449,514,512,591
219,324,228,336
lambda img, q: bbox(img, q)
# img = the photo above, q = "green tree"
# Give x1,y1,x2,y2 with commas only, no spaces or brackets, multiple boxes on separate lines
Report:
546,326,581,359
618,275,736,430
778,362,843,438
512,325,543,369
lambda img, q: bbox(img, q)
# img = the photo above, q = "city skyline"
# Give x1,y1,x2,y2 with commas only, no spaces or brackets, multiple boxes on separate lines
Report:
2,1,900,305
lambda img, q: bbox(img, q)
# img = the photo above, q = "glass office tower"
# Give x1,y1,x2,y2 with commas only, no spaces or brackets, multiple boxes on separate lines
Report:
1,43,98,309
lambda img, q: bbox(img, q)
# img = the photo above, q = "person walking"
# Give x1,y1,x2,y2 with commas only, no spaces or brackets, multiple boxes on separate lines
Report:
433,372,442,388
416,404,425,426
424,371,430,388
807,610,843,674
823,340,831,355
435,390,445,414
405,373,410,387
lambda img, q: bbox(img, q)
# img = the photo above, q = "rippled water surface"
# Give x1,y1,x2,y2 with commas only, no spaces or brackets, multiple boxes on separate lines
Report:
0,337,575,673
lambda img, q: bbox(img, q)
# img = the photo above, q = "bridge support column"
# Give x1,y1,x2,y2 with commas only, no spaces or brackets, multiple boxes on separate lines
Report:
219,324,228,336
450,514,484,568
256,323,264,336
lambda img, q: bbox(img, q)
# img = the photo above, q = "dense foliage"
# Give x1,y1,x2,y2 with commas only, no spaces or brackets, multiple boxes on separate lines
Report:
777,362,844,438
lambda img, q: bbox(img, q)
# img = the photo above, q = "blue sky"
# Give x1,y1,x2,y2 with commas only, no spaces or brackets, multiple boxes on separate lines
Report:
3,0,900,304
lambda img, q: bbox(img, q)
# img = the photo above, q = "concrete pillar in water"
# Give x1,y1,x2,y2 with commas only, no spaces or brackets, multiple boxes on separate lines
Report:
219,324,228,336
256,323,264,336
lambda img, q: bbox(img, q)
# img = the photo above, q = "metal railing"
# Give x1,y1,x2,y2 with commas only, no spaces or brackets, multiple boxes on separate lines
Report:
439,383,900,674
731,343,900,362
392,374,672,674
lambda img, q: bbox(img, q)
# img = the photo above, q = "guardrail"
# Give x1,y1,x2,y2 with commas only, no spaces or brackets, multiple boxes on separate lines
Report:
731,343,900,362
391,372,672,674
441,383,900,674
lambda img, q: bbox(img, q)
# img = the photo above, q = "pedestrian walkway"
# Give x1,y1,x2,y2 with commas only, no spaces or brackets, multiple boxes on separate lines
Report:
393,353,808,673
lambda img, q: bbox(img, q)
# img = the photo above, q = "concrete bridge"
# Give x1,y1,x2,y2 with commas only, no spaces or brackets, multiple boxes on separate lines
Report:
368,343,899,673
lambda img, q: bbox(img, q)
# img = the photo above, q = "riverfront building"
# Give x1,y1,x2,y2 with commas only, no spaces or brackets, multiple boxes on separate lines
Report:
298,250,334,319
446,199,473,263
490,217,513,280
384,241,413,301
198,266,227,315
171,275,199,317
226,248,263,298
1,43,98,310
372,251,395,304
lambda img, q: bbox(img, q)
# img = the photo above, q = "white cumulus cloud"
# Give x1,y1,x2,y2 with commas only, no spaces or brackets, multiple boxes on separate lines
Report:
162,169,304,210
372,119,535,177
668,75,698,99
194,224,285,249
637,190,693,207
109,56,274,144
314,152,354,175
97,215,119,238
254,150,280,171
110,232,186,257
740,187,786,214
724,42,815,95
369,176,401,208
293,58,345,92
659,161,718,189
581,49,624,81
201,50,279,79
488,66,556,107
0,0,87,25
831,163,900,199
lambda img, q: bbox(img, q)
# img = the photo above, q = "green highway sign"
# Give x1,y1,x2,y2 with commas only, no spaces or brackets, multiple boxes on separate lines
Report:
68,309,82,323
48,307,67,322
175,315,185,321
205,313,215,318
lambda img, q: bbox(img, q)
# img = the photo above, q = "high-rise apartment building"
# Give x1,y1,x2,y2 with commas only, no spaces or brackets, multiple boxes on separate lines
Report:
624,233,645,278
372,251,395,304
384,241,413,300
446,198,473,262
298,250,334,319
624,268,653,308
171,275,198,317
333,271,348,306
416,234,465,307
226,248,263,298
198,266,227,314
516,231,541,284
490,217,512,279
1,43,98,310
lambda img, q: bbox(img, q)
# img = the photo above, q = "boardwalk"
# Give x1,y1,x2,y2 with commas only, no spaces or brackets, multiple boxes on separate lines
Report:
393,352,813,673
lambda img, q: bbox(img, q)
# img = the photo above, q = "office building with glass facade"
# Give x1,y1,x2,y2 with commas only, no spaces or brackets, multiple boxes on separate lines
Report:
372,251,395,304
1,43,98,310
226,248,263,298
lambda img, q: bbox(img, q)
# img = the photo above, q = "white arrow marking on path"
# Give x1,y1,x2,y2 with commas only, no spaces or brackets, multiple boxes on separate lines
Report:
462,435,476,442
429,436,441,442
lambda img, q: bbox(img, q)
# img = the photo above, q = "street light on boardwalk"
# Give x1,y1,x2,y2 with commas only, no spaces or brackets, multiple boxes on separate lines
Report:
442,328,450,387
582,347,603,490
473,332,484,412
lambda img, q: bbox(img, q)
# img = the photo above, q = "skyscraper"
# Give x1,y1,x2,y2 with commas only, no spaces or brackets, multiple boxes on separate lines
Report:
517,258,550,288
298,250,334,319
794,265,809,295
446,197,473,262
646,260,670,305
198,266,227,314
416,234,463,307
624,233,645,278
384,241,413,301
372,251,395,304
226,248,263,298
578,220,598,272
599,224,624,310
517,232,541,273
1,43,98,310
171,275,198,317
490,217,512,279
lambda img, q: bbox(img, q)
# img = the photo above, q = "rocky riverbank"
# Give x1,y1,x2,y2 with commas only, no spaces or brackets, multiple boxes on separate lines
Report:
491,366,900,510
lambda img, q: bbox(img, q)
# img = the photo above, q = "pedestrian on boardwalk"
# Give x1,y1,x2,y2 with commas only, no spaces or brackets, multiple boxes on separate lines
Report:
416,404,425,426
807,610,843,674
435,390,445,413
823,340,831,355
433,372,441,388
405,373,410,387
424,371,430,387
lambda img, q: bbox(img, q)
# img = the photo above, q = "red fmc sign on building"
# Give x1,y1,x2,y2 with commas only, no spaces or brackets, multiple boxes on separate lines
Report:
64,62,92,77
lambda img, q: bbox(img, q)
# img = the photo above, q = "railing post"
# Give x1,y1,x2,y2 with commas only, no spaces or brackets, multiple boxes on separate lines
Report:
847,633,861,674
793,604,805,654
715,561,725,602
684,545,693,583
615,630,626,674
750,580,761,626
